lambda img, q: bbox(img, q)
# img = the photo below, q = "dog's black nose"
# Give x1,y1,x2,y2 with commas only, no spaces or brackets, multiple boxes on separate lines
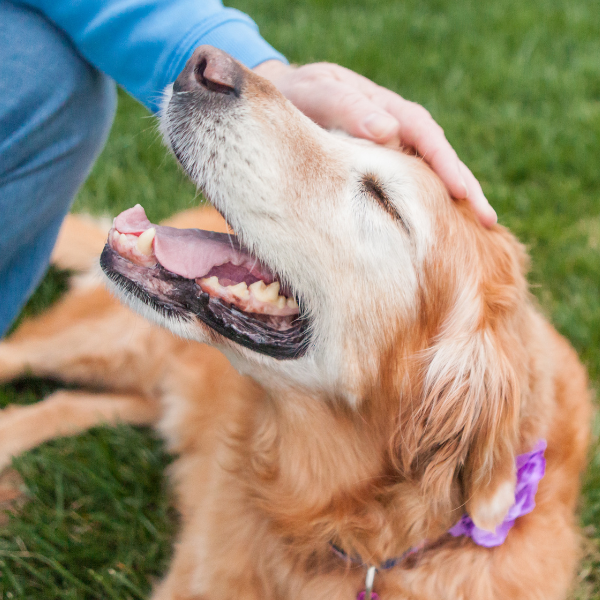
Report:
173,46,242,96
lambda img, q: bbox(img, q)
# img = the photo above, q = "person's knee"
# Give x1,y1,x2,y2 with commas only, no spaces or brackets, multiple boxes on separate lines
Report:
0,1,117,194
0,2,117,336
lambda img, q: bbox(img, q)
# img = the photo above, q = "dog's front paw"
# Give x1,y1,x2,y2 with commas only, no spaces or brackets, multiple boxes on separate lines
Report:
0,344,24,383
468,479,515,532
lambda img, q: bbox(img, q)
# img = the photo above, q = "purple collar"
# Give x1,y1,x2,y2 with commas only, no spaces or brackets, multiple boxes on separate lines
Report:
332,440,547,600
448,439,547,546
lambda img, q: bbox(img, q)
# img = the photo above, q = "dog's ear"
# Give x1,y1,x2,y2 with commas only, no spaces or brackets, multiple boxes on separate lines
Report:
399,225,529,530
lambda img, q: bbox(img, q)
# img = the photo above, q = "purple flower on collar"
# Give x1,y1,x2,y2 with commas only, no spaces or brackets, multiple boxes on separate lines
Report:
449,439,547,548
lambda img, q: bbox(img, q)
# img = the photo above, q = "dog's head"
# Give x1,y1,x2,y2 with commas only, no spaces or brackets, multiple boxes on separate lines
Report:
102,46,531,530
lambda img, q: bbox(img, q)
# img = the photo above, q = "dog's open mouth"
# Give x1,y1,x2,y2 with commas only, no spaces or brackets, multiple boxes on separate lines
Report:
100,205,309,359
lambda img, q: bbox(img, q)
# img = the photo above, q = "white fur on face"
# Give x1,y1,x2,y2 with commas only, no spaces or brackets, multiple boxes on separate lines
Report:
159,77,433,402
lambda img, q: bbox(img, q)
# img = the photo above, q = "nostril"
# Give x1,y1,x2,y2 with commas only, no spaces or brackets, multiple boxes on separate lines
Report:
194,57,235,95
194,57,208,85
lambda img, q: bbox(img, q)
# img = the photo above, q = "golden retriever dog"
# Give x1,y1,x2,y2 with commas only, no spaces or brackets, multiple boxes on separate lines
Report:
0,45,592,599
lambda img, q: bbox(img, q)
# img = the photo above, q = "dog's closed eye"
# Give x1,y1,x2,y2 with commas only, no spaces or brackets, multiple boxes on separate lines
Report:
362,174,409,235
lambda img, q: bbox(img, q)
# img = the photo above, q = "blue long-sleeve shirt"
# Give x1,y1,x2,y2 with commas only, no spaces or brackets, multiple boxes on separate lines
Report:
20,0,287,112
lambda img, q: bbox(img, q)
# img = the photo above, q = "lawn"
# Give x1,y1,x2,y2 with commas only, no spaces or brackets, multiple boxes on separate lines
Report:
1,0,600,597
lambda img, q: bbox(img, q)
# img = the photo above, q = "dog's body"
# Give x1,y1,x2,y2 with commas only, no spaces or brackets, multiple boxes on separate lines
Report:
0,46,592,599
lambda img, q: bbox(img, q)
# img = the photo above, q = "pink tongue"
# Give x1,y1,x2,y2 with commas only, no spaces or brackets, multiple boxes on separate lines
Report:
113,205,273,281
113,204,152,234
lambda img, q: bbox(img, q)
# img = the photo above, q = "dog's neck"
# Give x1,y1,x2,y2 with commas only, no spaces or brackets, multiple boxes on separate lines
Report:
236,381,462,566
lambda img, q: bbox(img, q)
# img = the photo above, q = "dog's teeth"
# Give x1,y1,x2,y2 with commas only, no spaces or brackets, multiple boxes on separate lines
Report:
228,282,249,299
112,230,120,243
287,297,298,309
136,228,156,256
200,276,219,287
264,282,280,302
249,281,288,305
119,233,129,246
249,281,278,303
249,280,267,299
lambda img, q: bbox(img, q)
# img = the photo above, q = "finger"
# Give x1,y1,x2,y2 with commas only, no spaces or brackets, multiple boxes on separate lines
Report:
334,77,471,202
374,94,468,200
313,68,468,197
335,75,481,210
287,78,401,143
374,92,497,226
279,65,497,227
459,161,497,227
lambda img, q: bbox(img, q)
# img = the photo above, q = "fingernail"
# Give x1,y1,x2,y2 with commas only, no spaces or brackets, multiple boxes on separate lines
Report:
477,200,497,226
457,164,468,198
363,113,398,139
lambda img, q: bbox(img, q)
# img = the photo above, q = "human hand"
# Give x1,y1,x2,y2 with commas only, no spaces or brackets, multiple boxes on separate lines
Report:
254,60,496,227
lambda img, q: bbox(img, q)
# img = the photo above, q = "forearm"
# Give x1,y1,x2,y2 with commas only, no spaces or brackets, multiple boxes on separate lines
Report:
21,0,286,112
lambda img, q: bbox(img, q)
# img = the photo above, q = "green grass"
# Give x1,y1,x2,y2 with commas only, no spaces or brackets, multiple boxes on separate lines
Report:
2,0,600,596
0,423,175,600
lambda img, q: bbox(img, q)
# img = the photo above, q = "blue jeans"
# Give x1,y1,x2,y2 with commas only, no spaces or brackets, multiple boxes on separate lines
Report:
0,1,116,337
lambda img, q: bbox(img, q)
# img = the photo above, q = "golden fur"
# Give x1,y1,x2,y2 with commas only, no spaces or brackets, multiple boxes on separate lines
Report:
0,49,593,599
0,198,591,599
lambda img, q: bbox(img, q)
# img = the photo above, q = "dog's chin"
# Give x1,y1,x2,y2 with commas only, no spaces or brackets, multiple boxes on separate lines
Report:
99,210,310,361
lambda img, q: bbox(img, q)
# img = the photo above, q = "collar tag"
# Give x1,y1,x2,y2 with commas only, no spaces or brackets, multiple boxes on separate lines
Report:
356,566,378,600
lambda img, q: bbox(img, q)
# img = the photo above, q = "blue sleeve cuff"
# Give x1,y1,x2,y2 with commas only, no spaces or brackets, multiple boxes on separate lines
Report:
153,8,287,112
22,0,287,114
